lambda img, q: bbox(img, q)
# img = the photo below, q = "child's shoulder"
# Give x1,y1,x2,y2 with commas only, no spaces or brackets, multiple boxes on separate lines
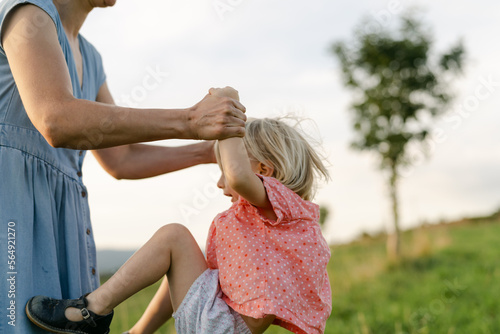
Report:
256,175,320,223
257,174,294,197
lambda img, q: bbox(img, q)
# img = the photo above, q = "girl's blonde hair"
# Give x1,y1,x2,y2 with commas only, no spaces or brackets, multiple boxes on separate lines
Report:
219,116,330,201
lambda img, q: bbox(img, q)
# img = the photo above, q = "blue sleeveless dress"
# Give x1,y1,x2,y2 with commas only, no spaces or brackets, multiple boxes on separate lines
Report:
0,0,106,332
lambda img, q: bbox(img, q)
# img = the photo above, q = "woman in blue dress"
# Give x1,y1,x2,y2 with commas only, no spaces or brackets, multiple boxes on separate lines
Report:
0,0,246,332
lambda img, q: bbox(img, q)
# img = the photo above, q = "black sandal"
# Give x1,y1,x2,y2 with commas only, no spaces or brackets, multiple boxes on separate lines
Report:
25,294,113,334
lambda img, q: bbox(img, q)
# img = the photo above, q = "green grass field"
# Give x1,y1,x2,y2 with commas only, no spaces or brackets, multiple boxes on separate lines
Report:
105,218,500,334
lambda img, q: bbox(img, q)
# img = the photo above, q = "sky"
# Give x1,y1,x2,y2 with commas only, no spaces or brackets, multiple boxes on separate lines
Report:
79,0,500,250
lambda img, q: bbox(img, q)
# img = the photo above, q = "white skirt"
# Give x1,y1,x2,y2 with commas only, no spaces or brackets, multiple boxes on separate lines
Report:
173,269,252,334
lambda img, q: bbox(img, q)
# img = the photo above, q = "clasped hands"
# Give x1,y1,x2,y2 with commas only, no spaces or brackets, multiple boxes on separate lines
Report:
187,87,244,141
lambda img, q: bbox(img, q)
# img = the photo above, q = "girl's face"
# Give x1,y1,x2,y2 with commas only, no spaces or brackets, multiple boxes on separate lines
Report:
216,159,263,203
216,173,240,203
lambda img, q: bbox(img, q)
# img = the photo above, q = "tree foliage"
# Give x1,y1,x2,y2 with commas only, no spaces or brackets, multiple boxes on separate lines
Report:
332,12,464,171
319,205,330,228
332,11,465,259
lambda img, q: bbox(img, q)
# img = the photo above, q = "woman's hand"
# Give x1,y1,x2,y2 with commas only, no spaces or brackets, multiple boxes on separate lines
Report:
187,89,245,140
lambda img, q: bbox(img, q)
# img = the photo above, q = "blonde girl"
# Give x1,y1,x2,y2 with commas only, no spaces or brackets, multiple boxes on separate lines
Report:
26,87,332,334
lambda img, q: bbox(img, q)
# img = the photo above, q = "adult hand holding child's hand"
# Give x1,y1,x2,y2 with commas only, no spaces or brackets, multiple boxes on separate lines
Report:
187,87,245,140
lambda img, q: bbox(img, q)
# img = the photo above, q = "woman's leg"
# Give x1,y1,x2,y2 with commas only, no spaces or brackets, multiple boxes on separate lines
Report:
128,277,173,334
65,223,208,320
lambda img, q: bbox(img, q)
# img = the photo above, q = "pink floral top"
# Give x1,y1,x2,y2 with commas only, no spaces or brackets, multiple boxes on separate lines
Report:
206,175,332,334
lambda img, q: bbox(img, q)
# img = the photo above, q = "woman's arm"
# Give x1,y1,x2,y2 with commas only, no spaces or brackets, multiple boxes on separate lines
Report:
92,141,215,180
1,5,245,149
92,82,215,179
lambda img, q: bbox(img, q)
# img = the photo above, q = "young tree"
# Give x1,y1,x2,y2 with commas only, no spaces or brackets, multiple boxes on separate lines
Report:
319,205,330,230
332,12,464,260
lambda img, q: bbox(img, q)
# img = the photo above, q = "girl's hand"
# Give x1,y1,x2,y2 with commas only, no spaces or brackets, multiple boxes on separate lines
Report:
209,87,240,101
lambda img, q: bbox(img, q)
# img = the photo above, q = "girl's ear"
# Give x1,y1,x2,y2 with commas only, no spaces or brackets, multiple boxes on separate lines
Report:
257,161,274,177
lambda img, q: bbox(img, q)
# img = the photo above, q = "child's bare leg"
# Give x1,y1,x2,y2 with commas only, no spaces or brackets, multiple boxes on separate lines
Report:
165,227,210,311
64,223,208,321
128,277,172,334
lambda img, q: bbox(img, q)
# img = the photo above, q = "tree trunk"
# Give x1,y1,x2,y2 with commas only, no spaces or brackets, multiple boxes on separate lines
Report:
387,163,401,261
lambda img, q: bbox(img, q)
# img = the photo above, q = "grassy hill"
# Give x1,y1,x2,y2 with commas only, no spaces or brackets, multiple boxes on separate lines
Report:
105,214,500,334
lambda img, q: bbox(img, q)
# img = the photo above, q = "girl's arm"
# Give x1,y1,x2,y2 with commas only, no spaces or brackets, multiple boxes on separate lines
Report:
2,5,246,149
218,137,270,209
211,88,274,211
